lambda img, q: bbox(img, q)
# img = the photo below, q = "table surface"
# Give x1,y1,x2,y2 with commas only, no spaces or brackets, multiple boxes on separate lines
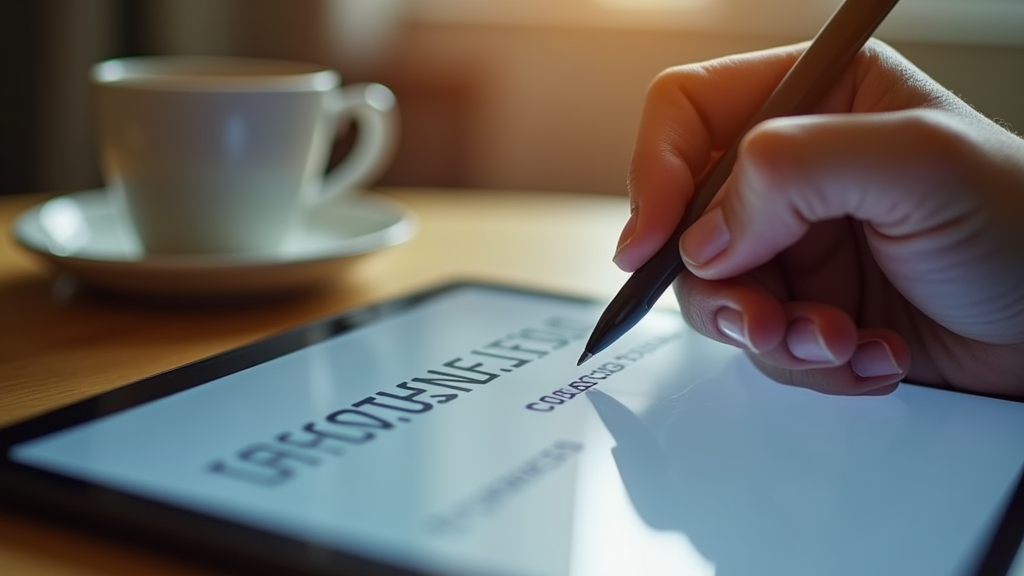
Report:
0,187,639,575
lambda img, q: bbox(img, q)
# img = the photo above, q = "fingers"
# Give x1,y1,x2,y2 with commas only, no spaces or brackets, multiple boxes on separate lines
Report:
672,269,788,355
616,39,965,275
748,327,910,396
622,41,1024,394
616,46,805,272
676,273,910,395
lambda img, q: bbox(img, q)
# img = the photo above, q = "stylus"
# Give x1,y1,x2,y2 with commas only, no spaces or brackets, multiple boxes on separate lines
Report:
578,0,901,365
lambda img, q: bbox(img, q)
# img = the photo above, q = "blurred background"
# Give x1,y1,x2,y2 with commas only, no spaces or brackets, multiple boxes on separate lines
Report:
1,0,1022,197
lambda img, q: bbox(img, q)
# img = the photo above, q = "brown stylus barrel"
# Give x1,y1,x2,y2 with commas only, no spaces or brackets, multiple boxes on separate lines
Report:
579,0,901,365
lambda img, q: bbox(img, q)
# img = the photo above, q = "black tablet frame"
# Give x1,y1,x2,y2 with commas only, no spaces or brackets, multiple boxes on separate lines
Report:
0,280,1021,576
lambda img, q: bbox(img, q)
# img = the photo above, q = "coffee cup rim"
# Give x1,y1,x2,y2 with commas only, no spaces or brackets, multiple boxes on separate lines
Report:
91,56,339,92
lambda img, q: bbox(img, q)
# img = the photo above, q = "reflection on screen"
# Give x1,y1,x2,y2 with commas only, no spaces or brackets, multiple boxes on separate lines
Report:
12,286,1024,576
1010,540,1024,576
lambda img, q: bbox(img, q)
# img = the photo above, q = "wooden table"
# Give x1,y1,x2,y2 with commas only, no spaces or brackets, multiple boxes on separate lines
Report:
0,187,638,575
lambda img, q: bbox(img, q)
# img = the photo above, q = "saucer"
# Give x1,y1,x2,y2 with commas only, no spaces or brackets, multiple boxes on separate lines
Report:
13,189,416,297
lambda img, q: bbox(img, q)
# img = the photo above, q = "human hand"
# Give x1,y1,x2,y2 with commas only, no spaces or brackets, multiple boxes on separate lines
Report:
615,40,1024,397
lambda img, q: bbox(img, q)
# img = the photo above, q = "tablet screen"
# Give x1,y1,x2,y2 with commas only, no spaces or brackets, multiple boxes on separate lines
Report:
6,284,1024,576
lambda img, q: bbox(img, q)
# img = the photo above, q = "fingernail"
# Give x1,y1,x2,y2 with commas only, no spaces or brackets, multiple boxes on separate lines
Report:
786,318,835,363
681,206,730,266
851,339,901,378
716,307,751,350
612,210,640,266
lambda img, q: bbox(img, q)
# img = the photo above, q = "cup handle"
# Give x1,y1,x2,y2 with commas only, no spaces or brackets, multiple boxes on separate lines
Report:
321,82,398,202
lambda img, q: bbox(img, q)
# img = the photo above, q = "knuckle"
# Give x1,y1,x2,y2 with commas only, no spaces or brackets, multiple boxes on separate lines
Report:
897,110,976,178
900,110,961,148
645,68,682,104
645,64,707,108
735,123,795,195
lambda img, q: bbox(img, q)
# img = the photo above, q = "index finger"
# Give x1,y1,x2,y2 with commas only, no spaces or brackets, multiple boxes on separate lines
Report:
619,45,805,271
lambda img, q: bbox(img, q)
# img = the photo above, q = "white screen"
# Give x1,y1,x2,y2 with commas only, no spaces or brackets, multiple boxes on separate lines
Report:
12,286,1024,576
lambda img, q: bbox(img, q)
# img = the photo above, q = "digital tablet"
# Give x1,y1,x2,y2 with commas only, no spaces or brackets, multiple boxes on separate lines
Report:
1,282,1022,576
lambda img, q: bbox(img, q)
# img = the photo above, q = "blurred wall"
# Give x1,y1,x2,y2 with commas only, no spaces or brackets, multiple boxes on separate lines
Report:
376,23,1024,194
2,0,1023,196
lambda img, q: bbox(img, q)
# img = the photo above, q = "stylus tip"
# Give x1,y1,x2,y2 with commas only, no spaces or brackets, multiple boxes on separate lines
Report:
577,351,593,366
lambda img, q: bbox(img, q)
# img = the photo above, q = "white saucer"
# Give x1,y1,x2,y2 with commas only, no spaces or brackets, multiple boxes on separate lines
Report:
13,189,416,298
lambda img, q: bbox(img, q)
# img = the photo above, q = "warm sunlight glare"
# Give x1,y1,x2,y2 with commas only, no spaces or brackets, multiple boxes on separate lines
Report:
594,0,714,11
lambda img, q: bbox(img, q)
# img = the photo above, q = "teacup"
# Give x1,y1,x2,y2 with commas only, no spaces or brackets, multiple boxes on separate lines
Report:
91,56,398,255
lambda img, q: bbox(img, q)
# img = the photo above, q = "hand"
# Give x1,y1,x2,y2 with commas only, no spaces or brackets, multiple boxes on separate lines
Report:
615,40,1024,397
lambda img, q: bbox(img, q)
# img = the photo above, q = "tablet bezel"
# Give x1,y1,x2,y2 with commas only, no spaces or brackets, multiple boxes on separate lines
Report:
0,281,1021,576
0,283,484,576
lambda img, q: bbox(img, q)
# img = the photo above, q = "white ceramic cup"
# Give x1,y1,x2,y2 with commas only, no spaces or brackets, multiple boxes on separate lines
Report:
91,56,398,255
